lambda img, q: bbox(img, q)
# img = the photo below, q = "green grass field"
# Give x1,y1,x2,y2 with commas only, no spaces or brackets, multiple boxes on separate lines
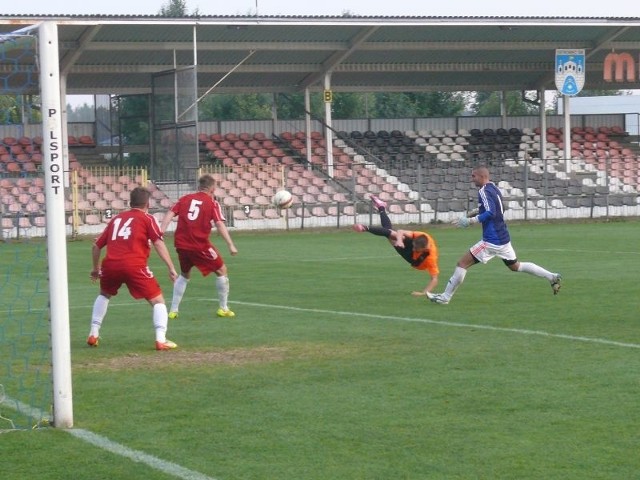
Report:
2,220,640,480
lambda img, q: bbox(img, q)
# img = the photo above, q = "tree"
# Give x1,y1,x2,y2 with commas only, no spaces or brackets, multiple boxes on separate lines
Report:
374,92,466,118
114,95,150,166
197,91,469,121
274,93,311,120
66,102,94,122
0,95,41,125
159,0,198,16
199,94,273,120
330,92,369,119
0,96,21,125
472,91,540,116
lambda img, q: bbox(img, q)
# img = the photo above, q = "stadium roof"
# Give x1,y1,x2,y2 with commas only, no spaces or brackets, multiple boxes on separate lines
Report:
2,15,640,96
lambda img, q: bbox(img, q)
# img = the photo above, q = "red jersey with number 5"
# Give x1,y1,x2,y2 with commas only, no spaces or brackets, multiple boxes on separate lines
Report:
95,208,163,269
171,191,226,251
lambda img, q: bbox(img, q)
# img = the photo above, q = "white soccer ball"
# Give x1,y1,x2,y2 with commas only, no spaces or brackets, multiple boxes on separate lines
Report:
272,189,293,209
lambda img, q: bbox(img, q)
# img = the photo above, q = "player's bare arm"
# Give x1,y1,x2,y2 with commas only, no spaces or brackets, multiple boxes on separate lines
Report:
152,239,179,281
215,220,238,255
159,210,176,234
90,243,102,281
411,274,439,297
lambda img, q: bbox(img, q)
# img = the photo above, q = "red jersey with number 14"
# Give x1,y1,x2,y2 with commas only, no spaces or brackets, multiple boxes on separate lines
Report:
171,191,226,252
95,208,163,269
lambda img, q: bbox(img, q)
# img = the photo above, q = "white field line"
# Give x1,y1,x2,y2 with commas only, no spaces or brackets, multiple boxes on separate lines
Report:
3,295,638,478
2,397,217,480
4,243,638,476
6,296,640,351
225,300,640,350
67,429,217,480
17,297,638,350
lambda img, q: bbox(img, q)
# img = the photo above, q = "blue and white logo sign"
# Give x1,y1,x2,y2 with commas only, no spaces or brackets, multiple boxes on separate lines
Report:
555,49,585,96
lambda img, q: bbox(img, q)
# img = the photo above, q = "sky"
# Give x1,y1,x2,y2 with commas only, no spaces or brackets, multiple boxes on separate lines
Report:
5,0,640,18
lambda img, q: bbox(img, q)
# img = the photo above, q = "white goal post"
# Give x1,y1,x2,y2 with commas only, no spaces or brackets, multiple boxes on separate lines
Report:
40,21,73,428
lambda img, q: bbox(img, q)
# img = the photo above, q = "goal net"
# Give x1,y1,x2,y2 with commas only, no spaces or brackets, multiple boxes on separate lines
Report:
0,22,72,430
0,25,50,430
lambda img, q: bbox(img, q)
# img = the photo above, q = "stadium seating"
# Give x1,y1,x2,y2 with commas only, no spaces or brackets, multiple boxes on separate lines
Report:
0,125,636,236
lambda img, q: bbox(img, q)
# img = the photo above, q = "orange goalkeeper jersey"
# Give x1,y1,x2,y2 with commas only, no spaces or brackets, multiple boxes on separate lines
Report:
397,231,439,276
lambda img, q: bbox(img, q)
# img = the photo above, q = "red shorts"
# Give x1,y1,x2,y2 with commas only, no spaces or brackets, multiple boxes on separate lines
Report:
99,264,162,300
177,247,224,276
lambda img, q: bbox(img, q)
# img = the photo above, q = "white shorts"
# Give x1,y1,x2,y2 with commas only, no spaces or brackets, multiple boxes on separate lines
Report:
469,240,517,264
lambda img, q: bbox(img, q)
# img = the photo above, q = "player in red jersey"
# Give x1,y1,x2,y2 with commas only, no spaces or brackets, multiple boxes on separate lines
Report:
87,187,179,350
353,195,439,296
160,174,238,319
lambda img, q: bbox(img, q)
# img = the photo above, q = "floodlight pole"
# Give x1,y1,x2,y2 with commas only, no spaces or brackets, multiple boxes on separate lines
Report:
40,21,74,428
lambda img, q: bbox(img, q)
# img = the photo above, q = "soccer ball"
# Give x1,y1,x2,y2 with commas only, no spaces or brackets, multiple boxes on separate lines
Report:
272,189,293,209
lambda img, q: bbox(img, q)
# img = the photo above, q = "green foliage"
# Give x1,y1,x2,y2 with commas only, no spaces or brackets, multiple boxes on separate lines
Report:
473,91,540,116
158,0,192,16
116,95,150,146
374,92,415,118
275,92,304,119
363,91,467,118
199,93,273,120
0,95,21,124
198,91,466,121
0,95,41,125
330,92,370,119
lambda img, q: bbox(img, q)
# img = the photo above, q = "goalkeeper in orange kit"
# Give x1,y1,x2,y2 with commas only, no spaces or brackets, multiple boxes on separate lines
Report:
353,195,439,296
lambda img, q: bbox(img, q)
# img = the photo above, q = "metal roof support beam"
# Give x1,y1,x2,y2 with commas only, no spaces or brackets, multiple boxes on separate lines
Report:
299,26,379,90
67,40,627,53
58,26,103,145
6,16,640,98
59,25,102,76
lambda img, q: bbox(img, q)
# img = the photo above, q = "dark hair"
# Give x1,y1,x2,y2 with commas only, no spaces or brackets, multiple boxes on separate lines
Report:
129,187,151,208
413,235,428,250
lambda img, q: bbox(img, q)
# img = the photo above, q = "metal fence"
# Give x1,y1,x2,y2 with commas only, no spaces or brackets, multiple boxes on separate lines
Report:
1,155,638,241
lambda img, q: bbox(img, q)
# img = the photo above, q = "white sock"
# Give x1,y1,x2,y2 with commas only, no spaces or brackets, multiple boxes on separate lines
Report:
89,295,109,337
170,275,189,312
216,275,229,310
443,266,467,300
153,303,168,342
517,262,554,281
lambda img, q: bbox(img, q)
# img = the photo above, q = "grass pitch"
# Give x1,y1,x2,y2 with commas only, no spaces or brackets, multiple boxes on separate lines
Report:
3,220,640,479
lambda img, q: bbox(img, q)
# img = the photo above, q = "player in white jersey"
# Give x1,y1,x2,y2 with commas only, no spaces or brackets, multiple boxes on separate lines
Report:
430,166,562,305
